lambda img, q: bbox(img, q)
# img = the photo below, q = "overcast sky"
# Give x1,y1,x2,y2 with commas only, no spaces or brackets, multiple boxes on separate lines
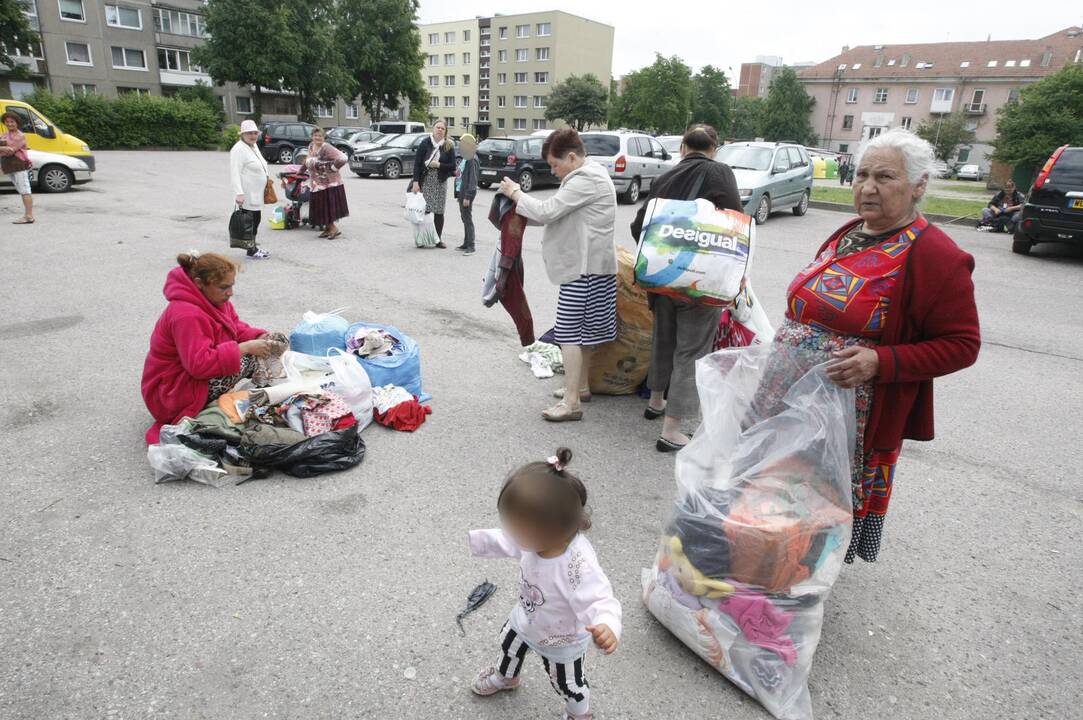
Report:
418,1,1080,80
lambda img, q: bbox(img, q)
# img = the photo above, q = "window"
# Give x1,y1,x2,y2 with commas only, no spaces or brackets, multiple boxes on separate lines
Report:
1041,49,1053,67
986,60,997,68
933,87,955,103
536,22,551,36
900,53,910,67
445,31,455,43
463,30,471,41
59,0,84,21
445,75,455,86
514,118,526,130
444,53,455,65
71,83,96,95
842,114,853,130
901,116,912,130
153,8,206,37
873,55,882,68
514,72,527,84
316,105,334,118
515,49,528,62
887,59,896,66
428,33,439,44
430,95,440,107
236,96,253,114
851,63,861,70
428,75,438,87
498,26,507,39
463,74,471,86
956,148,971,162
905,87,918,104
461,117,469,129
111,46,146,70
960,61,970,68
65,41,92,66
536,47,550,61
515,24,529,38
1020,59,1031,67
497,117,506,129
497,73,507,84
533,95,546,108
1005,59,1016,67
514,95,527,108
533,119,547,130
535,72,549,83
497,96,506,107
463,52,471,64
874,88,888,103
105,5,141,29
117,87,149,96
445,117,454,129
838,143,849,153
970,89,985,110
428,54,438,66
462,96,470,107
498,49,507,63
443,96,454,107
158,48,201,73
867,126,883,139
846,88,858,103
1008,88,1020,102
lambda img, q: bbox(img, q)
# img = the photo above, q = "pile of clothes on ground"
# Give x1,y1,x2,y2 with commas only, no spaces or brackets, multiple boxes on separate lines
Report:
642,345,855,720
147,310,430,487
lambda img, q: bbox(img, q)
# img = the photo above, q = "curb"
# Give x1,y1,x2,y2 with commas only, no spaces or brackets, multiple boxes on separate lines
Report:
808,200,978,226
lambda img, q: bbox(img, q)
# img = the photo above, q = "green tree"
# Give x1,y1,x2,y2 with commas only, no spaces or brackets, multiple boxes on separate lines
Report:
194,0,295,124
1,0,36,76
408,92,431,124
731,96,765,139
544,74,608,131
916,112,975,163
280,0,351,123
994,64,1083,169
760,67,817,145
174,80,225,127
691,65,732,135
618,54,693,134
336,0,428,125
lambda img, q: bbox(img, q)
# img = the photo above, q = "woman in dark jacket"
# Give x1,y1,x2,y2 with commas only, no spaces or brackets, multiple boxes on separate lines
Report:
411,119,457,248
630,124,743,452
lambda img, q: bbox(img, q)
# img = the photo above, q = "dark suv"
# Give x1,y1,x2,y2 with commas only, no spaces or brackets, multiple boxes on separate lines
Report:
477,136,559,193
258,122,319,164
1014,145,1083,255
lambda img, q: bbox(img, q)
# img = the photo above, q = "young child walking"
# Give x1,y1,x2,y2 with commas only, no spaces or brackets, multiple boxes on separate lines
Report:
455,133,480,256
468,447,621,720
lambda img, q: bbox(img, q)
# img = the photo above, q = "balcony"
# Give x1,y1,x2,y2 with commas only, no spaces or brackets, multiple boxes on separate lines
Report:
10,56,46,75
930,97,954,114
964,103,987,115
161,70,212,87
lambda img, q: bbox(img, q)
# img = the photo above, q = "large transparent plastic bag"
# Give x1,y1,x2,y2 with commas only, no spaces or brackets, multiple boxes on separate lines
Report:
147,420,229,487
642,343,856,720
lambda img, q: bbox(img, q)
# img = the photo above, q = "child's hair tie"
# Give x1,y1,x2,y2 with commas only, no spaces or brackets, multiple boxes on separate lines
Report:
546,455,564,472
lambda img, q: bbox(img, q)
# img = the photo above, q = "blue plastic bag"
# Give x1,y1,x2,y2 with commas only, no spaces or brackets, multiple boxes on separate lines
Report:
345,322,427,400
290,310,349,356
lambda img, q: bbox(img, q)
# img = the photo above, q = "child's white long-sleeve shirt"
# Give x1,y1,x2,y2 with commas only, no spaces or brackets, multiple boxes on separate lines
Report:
469,528,622,662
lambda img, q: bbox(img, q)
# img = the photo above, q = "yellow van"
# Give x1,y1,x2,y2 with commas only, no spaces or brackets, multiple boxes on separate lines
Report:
1,98,95,171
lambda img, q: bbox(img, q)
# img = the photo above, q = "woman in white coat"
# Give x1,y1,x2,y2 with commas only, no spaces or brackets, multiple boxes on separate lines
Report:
229,119,271,259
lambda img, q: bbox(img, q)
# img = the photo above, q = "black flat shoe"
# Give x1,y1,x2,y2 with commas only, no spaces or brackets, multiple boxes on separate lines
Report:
644,405,665,420
656,436,688,453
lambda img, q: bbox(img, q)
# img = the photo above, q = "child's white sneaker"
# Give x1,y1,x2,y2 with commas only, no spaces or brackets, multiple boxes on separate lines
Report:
471,666,521,696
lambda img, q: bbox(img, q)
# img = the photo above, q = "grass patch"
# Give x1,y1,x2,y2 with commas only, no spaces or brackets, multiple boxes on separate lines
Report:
811,186,986,218
936,181,992,195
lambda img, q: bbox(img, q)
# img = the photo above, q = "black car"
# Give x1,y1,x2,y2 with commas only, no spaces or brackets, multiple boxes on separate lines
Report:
258,122,319,164
1014,145,1083,254
477,136,558,192
349,132,428,179
325,126,366,153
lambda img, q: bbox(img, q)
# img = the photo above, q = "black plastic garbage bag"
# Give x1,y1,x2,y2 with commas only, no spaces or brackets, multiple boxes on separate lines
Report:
236,426,365,478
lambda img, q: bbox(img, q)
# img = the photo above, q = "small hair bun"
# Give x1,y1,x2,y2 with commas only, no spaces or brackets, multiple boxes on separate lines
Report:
554,447,573,468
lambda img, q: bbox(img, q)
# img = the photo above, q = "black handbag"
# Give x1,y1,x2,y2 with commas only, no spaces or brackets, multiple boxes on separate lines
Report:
229,206,256,249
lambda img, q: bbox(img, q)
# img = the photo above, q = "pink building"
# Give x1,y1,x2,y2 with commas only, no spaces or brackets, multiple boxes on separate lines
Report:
798,26,1083,171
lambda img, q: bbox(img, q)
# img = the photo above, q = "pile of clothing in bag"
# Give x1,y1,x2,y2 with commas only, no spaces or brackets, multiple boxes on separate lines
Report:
641,344,856,720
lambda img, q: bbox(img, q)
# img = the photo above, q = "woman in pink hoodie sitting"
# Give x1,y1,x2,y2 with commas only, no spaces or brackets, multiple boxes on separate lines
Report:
141,252,273,444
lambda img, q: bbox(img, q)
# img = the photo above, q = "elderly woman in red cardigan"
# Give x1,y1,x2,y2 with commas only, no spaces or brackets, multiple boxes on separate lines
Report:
755,128,980,563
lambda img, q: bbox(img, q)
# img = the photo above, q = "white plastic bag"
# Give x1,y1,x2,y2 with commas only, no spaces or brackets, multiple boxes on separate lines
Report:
414,212,439,248
404,191,426,224
281,349,374,430
642,344,856,720
148,420,229,487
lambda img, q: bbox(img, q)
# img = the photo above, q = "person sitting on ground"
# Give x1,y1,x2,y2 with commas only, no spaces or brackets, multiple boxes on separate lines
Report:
978,180,1025,233
141,252,275,444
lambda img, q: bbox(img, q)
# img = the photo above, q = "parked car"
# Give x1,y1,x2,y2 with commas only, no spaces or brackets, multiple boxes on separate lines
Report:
476,136,559,192
349,132,427,179
531,128,555,137
579,131,673,203
370,121,426,135
1013,145,1083,255
956,163,984,181
1,98,95,170
348,130,385,149
931,160,951,179
0,148,92,193
715,141,813,223
258,121,319,164
325,126,365,153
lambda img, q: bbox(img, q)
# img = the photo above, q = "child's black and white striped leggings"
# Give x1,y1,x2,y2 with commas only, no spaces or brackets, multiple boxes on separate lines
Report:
496,621,590,716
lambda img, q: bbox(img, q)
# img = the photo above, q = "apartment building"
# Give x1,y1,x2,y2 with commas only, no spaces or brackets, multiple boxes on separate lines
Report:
737,56,782,98
799,26,1083,171
1,0,380,127
420,10,613,137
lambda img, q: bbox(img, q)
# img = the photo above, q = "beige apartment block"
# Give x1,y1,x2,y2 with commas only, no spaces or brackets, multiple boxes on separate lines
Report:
419,10,613,137
420,18,481,135
799,26,1083,171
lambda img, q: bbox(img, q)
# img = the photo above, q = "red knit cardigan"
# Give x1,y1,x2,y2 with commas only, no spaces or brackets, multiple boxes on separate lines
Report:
818,217,981,451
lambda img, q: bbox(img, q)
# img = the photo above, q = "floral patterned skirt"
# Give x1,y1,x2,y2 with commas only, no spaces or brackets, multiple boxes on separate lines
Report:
756,319,900,563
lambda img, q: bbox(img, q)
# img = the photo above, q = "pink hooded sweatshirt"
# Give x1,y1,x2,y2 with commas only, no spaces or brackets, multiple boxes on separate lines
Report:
141,266,265,444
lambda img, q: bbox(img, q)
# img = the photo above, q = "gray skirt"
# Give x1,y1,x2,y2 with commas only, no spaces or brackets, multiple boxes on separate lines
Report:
421,169,447,214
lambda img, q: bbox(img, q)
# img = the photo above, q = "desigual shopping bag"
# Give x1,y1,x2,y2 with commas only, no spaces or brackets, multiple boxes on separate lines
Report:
635,198,756,306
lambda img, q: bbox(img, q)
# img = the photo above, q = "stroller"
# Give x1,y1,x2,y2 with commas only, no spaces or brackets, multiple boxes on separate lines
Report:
278,164,312,229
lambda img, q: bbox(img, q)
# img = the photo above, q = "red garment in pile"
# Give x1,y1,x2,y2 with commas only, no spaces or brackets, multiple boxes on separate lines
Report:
374,397,432,432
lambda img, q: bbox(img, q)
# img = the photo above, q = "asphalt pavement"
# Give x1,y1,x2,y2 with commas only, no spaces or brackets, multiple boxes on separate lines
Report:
0,151,1080,720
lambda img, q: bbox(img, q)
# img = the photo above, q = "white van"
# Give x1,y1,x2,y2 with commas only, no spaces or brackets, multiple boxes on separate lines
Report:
370,121,426,135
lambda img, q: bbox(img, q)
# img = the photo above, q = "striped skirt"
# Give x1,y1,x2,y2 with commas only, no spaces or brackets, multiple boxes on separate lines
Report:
553,274,618,346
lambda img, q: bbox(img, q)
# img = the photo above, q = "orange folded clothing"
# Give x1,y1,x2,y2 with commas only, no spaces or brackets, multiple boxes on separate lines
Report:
216,390,251,424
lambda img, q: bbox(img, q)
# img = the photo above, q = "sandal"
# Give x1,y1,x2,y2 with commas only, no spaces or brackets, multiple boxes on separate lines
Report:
318,230,330,238
656,436,688,453
542,401,583,423
327,231,342,239
644,405,665,420
13,217,34,224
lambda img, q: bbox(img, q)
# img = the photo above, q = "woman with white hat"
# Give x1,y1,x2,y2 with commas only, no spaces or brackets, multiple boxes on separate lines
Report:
229,119,271,259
